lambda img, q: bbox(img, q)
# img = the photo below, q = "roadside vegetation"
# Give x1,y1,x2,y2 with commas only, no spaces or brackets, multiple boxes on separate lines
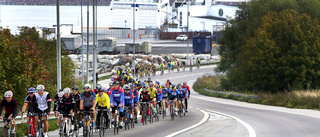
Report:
0,27,74,107
0,119,58,137
193,75,320,110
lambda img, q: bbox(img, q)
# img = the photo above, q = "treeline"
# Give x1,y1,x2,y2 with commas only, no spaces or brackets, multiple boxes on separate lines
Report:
216,0,320,92
0,27,75,107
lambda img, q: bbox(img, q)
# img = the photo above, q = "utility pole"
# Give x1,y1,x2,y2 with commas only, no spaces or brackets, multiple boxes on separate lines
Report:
56,0,61,93
186,0,190,63
81,0,84,85
86,0,89,84
132,0,136,76
93,0,97,89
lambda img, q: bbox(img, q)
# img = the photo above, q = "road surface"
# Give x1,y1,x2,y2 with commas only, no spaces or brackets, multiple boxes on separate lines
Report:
48,65,320,137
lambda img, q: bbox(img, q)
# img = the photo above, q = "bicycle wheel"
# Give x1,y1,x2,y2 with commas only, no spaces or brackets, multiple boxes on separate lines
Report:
82,119,86,137
90,120,93,137
59,120,64,137
1,125,6,137
179,103,182,118
150,108,153,123
99,116,103,137
113,116,117,135
74,118,79,137
171,104,174,121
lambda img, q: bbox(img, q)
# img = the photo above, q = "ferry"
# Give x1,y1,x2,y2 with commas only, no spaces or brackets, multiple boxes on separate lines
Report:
109,0,170,29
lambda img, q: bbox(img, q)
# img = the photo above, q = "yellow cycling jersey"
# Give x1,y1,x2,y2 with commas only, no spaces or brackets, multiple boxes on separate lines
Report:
96,93,110,108
148,87,157,99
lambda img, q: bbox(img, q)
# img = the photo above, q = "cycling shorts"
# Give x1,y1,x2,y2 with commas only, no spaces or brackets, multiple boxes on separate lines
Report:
134,101,138,106
3,112,17,122
83,106,92,112
36,108,49,116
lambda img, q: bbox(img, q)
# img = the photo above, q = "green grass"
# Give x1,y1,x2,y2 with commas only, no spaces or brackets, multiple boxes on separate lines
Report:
0,119,58,137
193,75,320,110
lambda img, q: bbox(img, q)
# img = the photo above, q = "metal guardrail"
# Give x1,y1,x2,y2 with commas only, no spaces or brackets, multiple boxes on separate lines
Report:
0,112,57,127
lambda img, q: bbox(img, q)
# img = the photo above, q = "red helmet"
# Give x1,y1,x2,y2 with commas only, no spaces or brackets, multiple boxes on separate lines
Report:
167,79,170,82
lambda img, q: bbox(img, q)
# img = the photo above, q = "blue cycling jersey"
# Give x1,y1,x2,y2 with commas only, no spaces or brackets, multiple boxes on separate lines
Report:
157,89,162,101
162,88,168,97
132,89,139,103
168,89,178,99
177,89,185,99
124,92,134,107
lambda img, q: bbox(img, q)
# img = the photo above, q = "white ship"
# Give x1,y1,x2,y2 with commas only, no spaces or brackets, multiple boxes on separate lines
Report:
109,0,170,29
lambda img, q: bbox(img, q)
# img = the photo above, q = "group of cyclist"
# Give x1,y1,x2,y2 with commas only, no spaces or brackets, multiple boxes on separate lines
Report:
0,56,199,137
112,57,201,79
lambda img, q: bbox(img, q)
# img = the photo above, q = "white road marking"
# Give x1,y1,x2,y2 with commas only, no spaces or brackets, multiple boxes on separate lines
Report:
164,109,209,137
206,110,256,137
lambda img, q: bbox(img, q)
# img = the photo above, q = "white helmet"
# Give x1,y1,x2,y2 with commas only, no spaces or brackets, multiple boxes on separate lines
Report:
36,85,45,90
58,92,64,98
4,91,13,98
63,88,71,94
84,84,91,89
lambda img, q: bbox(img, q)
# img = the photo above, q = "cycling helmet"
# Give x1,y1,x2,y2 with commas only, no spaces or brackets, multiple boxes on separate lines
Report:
72,86,78,91
84,84,91,89
177,85,182,89
63,88,71,94
167,79,170,82
97,87,103,92
177,82,182,87
155,80,160,85
143,86,148,90
155,85,160,89
171,84,176,89
148,78,151,81
59,89,63,92
123,84,130,90
28,87,36,93
109,82,113,86
4,91,13,98
130,84,135,89
36,85,45,90
183,81,187,84
113,81,120,85
161,84,166,88
58,92,64,98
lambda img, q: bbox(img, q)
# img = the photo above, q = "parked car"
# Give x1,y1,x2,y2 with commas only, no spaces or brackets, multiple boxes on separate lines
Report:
176,34,188,41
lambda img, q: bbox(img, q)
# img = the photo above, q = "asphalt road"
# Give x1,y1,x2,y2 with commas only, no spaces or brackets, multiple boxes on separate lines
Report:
49,65,320,137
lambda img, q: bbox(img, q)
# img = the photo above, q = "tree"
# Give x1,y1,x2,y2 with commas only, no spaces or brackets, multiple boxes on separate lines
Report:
0,29,47,106
234,9,320,91
216,0,320,91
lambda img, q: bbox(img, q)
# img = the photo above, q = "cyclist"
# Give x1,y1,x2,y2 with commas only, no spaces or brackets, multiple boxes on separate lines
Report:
130,83,139,123
189,60,193,72
110,81,125,128
59,88,76,129
176,59,180,72
148,82,158,109
106,82,114,99
139,86,150,123
160,62,165,75
151,63,156,75
168,85,178,116
197,58,201,69
161,84,169,111
123,85,134,123
167,61,171,73
54,92,64,129
166,79,172,89
30,85,51,137
21,87,37,128
95,87,110,129
170,60,175,71
71,86,81,128
80,83,97,130
182,61,186,71
177,85,186,113
54,89,64,127
182,81,190,112
0,91,18,134
155,85,163,114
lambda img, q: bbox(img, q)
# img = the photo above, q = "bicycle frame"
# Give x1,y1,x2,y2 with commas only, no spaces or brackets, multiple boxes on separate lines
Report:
2,118,14,137
37,113,47,137
27,113,36,137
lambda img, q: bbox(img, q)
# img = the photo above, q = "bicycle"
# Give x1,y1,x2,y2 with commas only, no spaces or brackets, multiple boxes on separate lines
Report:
36,112,48,137
59,113,75,137
24,112,36,137
72,111,80,137
190,64,193,72
113,106,120,135
152,69,156,76
96,108,108,137
162,100,166,119
123,106,133,130
197,63,200,69
177,99,185,117
160,68,164,76
82,110,93,137
169,100,176,121
151,101,159,122
140,102,148,125
1,118,16,137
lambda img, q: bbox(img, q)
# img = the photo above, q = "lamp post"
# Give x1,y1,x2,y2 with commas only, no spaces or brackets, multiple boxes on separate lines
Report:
125,20,127,39
186,0,190,63
81,0,84,85
56,0,61,93
132,0,136,77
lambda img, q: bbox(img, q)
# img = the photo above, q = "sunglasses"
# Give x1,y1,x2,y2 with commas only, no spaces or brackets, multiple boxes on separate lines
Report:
37,90,43,92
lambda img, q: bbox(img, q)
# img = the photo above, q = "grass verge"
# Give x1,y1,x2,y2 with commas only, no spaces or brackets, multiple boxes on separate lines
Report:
193,75,320,110
0,119,58,137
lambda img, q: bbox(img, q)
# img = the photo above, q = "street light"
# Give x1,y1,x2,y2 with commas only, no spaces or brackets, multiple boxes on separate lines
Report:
125,20,127,39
